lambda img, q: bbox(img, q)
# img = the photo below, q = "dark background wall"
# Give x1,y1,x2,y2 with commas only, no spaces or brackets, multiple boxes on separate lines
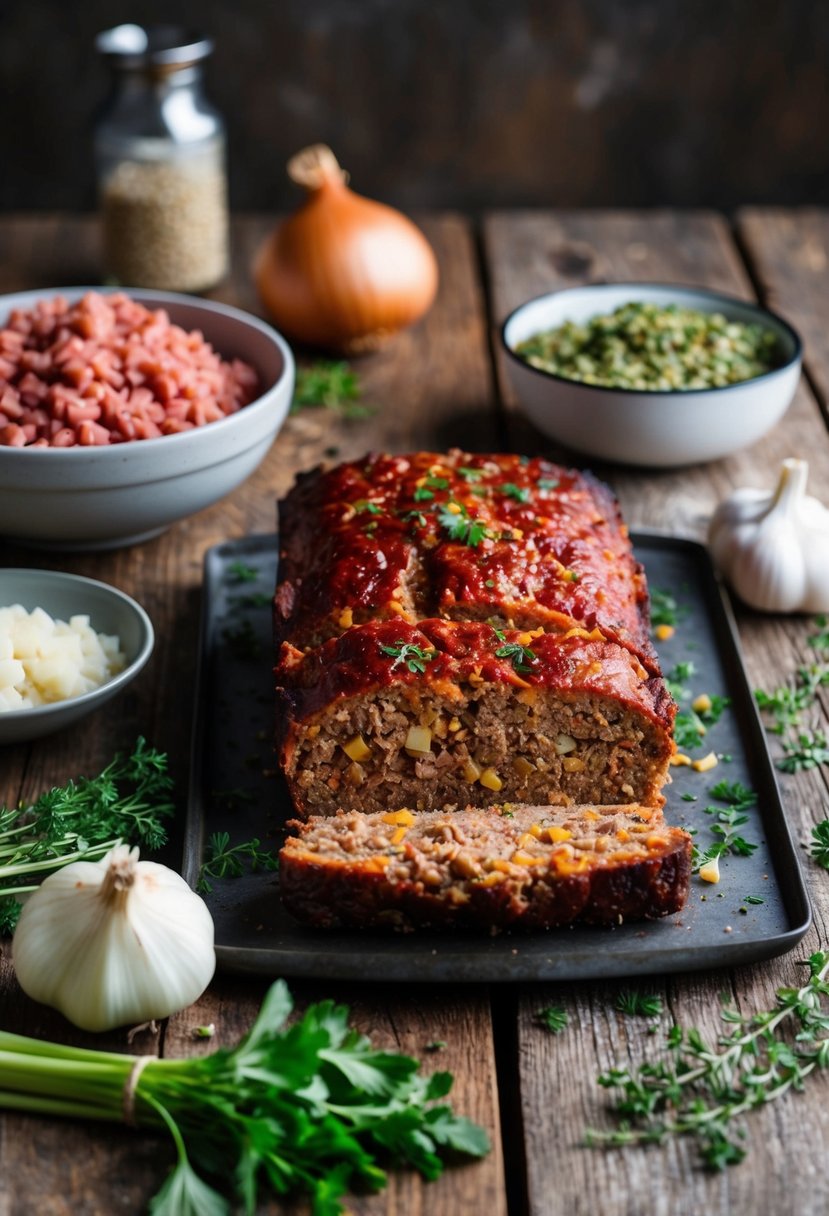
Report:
2,0,828,213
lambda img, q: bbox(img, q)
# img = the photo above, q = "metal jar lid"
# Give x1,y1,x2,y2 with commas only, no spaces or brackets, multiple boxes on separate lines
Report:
95,25,214,72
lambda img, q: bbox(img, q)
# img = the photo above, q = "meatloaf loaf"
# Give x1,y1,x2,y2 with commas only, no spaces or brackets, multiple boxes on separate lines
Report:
275,451,675,817
280,804,692,931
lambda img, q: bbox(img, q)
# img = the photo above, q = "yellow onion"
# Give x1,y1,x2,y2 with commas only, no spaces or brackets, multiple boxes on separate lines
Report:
255,144,438,354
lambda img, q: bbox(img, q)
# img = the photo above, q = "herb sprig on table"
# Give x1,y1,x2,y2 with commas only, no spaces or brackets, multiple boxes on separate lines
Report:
0,740,174,934
755,619,829,772
197,831,280,894
587,952,829,1171
0,982,489,1216
291,360,371,419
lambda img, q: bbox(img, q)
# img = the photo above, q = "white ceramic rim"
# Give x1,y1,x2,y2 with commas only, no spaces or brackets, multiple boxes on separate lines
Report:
0,568,155,722
0,286,293,460
500,281,803,398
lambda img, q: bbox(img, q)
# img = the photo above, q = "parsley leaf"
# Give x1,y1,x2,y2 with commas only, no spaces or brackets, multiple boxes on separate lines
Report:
458,467,483,483
499,482,531,504
650,588,683,629
779,729,829,773
226,561,258,584
809,614,829,650
810,819,829,869
436,502,489,547
292,360,370,418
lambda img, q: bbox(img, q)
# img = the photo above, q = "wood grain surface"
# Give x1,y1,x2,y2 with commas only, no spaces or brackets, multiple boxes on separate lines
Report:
1,211,829,1215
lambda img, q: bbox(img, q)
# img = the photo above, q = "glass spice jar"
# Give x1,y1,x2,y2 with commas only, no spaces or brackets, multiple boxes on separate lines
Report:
94,24,229,292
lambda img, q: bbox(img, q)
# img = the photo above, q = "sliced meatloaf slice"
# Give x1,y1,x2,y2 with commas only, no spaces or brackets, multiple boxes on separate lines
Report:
280,803,692,931
275,450,660,675
276,618,675,818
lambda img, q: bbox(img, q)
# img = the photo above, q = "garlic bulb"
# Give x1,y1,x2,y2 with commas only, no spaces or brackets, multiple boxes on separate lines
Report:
708,458,829,613
12,845,215,1032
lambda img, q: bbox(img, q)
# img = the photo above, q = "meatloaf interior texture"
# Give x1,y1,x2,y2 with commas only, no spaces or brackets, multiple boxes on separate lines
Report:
280,804,693,931
278,618,674,817
275,451,676,819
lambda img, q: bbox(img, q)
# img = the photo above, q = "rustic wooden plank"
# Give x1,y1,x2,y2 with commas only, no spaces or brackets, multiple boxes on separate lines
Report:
737,207,829,421
0,214,505,1216
484,209,829,1216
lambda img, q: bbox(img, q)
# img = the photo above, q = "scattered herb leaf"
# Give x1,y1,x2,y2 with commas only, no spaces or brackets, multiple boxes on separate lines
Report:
810,820,829,870
615,991,664,1018
499,482,531,504
379,641,436,674
198,832,279,894
292,360,370,419
536,1006,569,1034
437,502,489,548
226,561,258,584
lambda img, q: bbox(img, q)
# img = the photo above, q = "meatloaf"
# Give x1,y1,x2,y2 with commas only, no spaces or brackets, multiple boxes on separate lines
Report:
280,804,692,931
275,451,675,817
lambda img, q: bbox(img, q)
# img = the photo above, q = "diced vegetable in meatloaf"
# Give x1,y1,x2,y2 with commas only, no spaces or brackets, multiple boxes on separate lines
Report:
277,618,675,817
275,450,660,674
280,804,693,931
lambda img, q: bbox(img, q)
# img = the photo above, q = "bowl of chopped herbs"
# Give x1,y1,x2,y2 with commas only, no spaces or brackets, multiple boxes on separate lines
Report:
501,284,801,467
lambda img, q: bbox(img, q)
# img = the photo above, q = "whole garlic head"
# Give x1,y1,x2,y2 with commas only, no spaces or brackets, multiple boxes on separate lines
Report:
12,845,216,1032
708,457,829,613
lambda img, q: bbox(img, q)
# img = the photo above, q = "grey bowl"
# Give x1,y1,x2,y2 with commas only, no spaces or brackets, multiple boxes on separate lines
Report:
0,288,295,550
0,569,154,744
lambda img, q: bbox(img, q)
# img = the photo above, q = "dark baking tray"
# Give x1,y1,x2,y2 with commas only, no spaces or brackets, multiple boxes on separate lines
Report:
183,532,811,981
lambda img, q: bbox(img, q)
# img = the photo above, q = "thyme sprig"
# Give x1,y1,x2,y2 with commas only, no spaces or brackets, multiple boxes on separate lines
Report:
587,952,829,1170
379,641,436,674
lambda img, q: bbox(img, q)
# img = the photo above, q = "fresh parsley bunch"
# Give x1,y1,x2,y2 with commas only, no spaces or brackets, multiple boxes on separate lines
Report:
0,982,489,1216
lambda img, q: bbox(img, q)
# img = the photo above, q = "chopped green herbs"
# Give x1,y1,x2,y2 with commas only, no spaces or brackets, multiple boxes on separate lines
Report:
437,502,489,548
692,781,758,871
198,831,280,894
809,615,829,651
352,499,382,515
809,819,829,869
291,360,370,418
517,301,781,391
536,1005,569,1034
674,710,707,751
779,729,829,774
379,641,436,674
537,478,560,491
743,895,765,906
413,486,435,502
402,509,428,527
587,952,829,1171
226,561,258,584
499,482,531,504
0,982,489,1214
650,588,682,630
458,467,483,483
615,991,664,1018
0,740,174,934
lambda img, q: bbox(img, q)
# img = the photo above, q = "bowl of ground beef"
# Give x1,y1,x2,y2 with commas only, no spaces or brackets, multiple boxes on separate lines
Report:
0,288,294,548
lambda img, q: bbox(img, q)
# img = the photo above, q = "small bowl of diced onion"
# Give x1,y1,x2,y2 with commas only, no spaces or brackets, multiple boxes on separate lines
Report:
0,569,153,744
501,283,802,467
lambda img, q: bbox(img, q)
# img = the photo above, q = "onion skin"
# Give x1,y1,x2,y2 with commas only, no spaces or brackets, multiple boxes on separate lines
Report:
255,147,439,354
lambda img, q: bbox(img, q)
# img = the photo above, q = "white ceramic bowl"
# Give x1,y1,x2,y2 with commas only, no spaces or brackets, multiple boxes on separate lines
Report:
0,288,295,549
0,568,154,744
501,283,802,468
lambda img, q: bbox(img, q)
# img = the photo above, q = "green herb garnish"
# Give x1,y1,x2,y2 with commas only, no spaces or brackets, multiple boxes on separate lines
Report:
615,991,664,1018
226,561,258,584
743,895,765,906
492,632,537,674
352,499,382,515
0,981,489,1214
808,615,829,650
437,502,489,548
291,360,370,418
779,729,829,773
198,831,280,894
650,588,682,630
379,641,436,674
0,740,174,934
458,467,483,483
537,478,559,491
536,1006,569,1034
587,952,829,1171
499,482,531,504
809,820,829,869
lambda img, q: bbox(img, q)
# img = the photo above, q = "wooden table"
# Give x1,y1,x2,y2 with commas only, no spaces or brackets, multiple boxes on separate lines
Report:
1,211,829,1216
